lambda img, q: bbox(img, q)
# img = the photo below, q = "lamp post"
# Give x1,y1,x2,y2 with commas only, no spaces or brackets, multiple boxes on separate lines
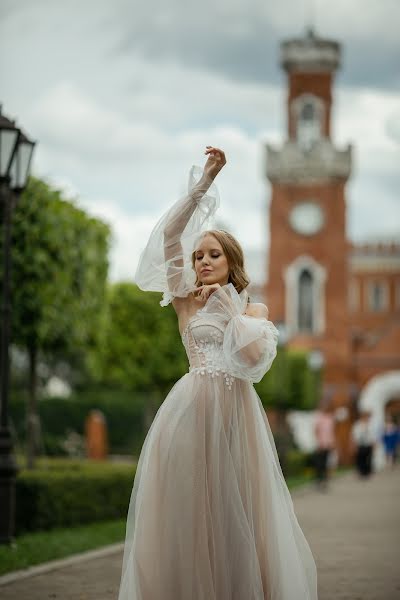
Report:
307,349,325,409
0,105,35,544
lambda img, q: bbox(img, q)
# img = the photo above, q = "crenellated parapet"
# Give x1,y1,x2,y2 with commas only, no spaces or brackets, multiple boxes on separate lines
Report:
266,139,352,184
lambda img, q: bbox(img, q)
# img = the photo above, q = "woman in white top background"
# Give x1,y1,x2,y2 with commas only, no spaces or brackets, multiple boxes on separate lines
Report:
351,411,377,478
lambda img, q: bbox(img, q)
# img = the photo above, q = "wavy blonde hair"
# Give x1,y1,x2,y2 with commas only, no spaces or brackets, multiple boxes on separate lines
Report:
191,230,250,294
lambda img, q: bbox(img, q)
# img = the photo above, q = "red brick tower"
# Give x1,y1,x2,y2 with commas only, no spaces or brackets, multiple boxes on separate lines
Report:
265,29,353,461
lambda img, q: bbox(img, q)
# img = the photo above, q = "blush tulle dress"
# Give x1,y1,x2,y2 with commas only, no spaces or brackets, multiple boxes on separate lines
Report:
117,166,318,600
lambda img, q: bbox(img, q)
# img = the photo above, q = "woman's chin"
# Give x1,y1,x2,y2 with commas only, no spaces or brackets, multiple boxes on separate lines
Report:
200,274,217,285
200,275,225,286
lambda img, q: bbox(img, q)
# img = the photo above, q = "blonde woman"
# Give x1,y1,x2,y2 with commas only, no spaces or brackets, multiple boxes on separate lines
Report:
118,147,317,600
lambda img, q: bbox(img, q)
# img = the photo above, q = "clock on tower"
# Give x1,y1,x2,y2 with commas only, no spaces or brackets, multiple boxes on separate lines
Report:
289,201,325,236
265,28,353,461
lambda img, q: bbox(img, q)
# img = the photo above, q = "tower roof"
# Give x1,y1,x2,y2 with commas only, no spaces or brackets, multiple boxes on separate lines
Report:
281,28,341,73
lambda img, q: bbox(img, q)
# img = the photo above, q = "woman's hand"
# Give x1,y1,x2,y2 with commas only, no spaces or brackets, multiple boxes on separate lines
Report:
204,146,226,180
194,283,221,303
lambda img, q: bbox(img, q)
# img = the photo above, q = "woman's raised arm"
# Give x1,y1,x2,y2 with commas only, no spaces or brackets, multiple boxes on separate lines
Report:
135,147,226,306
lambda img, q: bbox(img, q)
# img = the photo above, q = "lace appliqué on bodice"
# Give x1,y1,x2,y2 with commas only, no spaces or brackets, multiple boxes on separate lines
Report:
182,316,235,390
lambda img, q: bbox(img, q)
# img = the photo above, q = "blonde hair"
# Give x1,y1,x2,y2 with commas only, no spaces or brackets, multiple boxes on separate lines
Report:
191,230,250,294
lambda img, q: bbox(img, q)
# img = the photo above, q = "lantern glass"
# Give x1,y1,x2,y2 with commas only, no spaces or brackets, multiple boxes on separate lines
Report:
10,136,35,191
0,127,19,179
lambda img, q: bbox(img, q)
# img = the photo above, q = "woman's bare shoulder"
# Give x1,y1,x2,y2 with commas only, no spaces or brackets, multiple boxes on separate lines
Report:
245,302,269,319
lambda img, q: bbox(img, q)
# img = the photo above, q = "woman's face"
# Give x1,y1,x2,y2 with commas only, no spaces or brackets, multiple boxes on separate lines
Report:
194,234,229,287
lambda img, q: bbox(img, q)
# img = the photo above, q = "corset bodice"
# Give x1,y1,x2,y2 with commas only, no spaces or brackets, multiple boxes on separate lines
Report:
182,315,235,389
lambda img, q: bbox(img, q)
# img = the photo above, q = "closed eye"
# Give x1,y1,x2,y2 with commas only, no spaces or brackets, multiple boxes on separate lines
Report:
195,252,221,260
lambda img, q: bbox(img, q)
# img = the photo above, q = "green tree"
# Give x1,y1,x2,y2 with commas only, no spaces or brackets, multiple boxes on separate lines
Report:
1,177,110,467
255,348,320,411
91,282,188,425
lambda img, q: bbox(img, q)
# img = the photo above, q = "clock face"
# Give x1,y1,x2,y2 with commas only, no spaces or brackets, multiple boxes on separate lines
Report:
289,201,325,236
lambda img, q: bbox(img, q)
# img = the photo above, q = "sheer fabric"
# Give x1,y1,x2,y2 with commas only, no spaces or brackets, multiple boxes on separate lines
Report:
135,165,219,306
198,284,279,383
119,167,318,599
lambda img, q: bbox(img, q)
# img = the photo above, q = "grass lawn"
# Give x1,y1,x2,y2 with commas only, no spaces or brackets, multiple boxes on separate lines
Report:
0,473,313,576
0,518,126,576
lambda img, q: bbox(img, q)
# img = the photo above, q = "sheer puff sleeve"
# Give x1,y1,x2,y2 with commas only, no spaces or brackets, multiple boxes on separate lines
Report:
199,283,280,383
134,165,219,307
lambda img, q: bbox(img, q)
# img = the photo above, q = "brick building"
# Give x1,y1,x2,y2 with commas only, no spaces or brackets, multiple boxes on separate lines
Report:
264,29,400,462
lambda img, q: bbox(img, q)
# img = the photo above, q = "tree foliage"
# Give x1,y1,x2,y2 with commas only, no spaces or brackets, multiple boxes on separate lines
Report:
7,177,111,361
1,176,111,466
255,348,320,411
90,282,188,397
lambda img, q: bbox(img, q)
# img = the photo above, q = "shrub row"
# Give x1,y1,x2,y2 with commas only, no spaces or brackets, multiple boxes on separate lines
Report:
15,450,311,535
10,388,151,456
16,461,135,534
281,449,310,478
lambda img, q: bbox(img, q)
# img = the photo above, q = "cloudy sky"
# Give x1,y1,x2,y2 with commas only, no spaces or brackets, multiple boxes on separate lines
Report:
1,0,399,284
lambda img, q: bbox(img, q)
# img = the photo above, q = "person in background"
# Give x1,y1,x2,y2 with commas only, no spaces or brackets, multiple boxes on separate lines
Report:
352,411,377,478
314,401,336,490
381,415,399,468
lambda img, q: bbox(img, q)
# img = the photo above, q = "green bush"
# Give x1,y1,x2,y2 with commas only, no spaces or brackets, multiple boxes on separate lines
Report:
283,449,308,478
16,460,135,534
10,387,150,456
255,348,320,411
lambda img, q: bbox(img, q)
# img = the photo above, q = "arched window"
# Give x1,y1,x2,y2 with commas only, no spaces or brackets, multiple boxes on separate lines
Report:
368,280,388,312
301,101,315,122
295,96,322,150
298,268,313,332
285,255,326,336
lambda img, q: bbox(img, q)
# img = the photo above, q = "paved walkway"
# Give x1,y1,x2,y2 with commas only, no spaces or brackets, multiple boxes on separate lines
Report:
1,468,399,599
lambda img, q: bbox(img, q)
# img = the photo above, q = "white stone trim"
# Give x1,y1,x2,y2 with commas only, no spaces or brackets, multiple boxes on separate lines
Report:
365,279,389,312
350,254,400,272
284,255,327,336
281,37,340,72
266,140,352,183
359,370,400,433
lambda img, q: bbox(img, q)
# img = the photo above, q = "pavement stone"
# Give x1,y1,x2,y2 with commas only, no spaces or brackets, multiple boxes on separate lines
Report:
0,468,399,599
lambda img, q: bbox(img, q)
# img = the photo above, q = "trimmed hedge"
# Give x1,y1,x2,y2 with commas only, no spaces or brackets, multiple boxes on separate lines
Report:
283,450,309,478
14,449,311,535
16,460,135,534
10,387,150,456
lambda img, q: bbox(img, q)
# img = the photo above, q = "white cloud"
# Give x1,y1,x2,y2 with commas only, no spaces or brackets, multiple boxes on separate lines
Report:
1,1,399,287
80,199,157,282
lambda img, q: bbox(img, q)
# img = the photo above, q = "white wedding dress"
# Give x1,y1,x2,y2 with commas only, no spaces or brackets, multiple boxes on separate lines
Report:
117,166,318,600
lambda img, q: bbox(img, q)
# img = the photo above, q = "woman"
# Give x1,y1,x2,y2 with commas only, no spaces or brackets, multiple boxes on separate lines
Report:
118,147,317,599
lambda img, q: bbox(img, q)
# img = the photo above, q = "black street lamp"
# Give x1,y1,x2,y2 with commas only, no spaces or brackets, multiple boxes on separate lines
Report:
0,105,35,544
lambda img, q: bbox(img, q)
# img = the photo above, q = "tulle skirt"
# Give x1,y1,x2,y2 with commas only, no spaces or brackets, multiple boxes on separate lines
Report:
117,372,318,600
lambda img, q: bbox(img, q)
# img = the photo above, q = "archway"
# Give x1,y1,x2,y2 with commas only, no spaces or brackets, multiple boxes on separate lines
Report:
359,371,400,431
358,371,400,469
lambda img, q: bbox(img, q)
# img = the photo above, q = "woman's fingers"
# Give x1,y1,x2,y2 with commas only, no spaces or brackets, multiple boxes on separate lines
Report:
205,146,225,158
204,147,226,169
194,283,221,303
194,285,209,301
